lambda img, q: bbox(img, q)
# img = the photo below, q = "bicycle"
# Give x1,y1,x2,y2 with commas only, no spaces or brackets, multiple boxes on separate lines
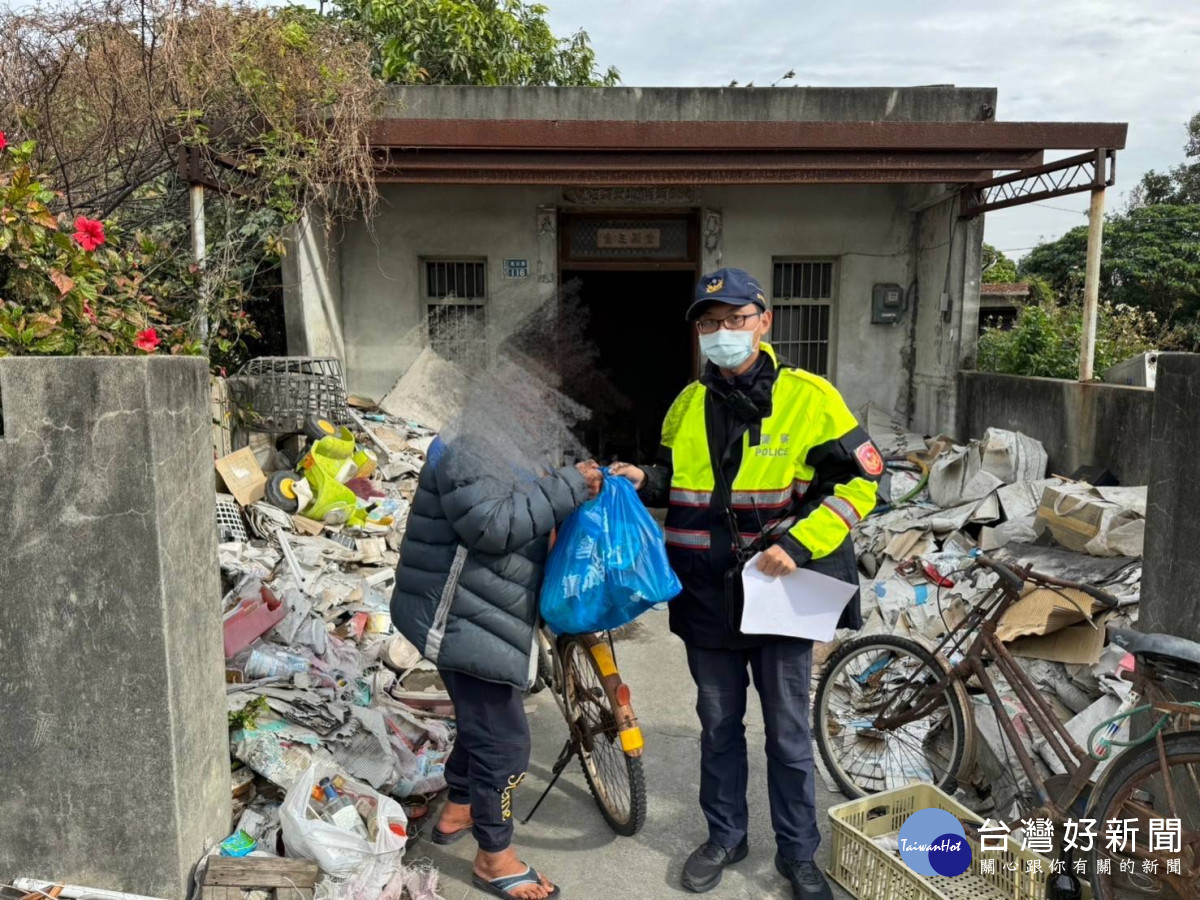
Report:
522,627,648,836
813,552,1200,899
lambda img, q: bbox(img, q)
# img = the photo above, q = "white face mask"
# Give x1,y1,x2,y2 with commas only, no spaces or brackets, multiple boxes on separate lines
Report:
699,328,757,369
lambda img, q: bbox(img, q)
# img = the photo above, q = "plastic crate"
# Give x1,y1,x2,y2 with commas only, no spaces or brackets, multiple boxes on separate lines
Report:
226,356,350,437
827,784,1091,900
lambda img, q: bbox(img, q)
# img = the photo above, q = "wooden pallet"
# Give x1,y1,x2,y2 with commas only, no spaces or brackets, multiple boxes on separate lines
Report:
201,857,320,900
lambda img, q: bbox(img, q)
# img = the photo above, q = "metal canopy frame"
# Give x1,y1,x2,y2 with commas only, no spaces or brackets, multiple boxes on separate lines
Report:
959,148,1116,218
368,117,1127,208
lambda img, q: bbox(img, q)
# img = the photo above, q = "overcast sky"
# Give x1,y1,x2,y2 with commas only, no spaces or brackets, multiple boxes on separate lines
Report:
545,0,1200,259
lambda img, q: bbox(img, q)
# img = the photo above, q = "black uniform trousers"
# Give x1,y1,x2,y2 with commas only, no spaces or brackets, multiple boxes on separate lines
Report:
685,638,820,862
440,668,530,852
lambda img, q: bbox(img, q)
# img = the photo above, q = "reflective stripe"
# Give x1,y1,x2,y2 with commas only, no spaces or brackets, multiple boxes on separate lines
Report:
794,478,812,498
425,544,467,663
665,528,712,549
730,486,794,509
669,488,712,507
823,496,862,529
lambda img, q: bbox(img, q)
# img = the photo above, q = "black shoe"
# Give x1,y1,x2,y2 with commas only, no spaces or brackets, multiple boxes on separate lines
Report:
775,855,833,900
681,839,749,893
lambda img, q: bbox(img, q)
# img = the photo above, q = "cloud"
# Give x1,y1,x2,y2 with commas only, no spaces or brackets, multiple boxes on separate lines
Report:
546,0,1200,256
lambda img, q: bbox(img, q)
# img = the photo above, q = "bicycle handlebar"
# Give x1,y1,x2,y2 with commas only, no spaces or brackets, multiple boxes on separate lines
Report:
973,553,1120,610
975,554,1025,595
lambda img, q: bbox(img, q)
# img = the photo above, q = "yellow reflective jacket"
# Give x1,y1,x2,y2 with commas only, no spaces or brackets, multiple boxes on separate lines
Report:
639,344,881,647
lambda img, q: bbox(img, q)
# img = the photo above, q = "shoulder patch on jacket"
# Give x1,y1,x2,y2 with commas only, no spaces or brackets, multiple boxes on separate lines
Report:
854,440,885,476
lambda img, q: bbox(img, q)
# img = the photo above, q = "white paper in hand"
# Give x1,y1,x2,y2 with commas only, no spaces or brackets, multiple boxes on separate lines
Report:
739,552,859,642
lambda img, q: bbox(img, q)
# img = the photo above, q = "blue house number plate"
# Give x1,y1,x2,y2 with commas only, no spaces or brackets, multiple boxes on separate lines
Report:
504,258,529,278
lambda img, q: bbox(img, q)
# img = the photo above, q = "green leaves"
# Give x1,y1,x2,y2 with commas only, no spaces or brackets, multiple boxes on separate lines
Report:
335,0,619,86
1021,204,1200,330
977,296,1160,381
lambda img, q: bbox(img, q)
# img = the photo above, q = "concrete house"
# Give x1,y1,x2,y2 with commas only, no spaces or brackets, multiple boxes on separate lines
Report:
282,85,1124,458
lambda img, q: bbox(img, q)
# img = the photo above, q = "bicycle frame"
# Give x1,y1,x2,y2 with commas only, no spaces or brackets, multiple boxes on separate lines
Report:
862,560,1200,886
872,570,1119,817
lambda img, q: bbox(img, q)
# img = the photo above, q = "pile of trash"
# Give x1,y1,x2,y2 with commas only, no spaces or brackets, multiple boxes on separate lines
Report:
837,406,1146,819
209,367,453,899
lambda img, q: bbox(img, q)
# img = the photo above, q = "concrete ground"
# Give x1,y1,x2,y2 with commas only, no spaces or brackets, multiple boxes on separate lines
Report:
416,612,853,900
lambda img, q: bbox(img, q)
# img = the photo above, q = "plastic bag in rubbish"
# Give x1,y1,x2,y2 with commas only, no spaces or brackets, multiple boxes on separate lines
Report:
281,763,407,888
540,472,681,634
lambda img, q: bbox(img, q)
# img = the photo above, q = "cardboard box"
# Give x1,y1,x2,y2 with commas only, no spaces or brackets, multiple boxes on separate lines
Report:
996,586,1111,664
996,587,1104,642
215,447,267,507
1007,615,1111,665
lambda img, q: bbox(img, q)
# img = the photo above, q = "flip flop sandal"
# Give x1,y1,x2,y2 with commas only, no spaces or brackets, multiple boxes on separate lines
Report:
430,823,472,845
472,864,560,899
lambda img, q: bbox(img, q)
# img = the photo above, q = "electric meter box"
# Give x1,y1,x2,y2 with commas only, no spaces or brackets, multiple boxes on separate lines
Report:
871,283,906,324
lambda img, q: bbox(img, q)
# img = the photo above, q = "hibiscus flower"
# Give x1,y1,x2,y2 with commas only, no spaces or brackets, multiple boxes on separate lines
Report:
0,132,7,152
72,217,106,251
134,327,161,353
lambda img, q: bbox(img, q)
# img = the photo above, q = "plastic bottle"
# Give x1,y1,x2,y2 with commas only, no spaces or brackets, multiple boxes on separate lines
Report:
318,777,370,839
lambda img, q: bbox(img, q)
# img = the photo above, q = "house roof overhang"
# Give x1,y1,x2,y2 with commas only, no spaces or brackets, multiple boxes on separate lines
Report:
368,118,1128,217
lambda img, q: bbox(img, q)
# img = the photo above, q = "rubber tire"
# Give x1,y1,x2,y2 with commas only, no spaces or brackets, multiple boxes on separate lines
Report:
1085,730,1200,900
561,637,648,837
265,470,300,513
304,414,338,443
814,633,970,799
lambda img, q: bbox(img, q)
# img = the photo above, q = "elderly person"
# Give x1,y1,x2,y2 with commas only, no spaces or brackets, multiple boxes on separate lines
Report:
391,428,601,900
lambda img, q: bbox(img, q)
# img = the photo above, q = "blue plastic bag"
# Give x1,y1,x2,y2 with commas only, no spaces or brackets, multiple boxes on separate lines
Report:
540,470,682,634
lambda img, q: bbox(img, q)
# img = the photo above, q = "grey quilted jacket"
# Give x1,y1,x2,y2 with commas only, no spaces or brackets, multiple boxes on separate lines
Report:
390,435,590,688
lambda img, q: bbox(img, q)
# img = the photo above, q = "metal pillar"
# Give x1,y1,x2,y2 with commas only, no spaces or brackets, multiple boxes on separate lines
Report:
1079,185,1106,381
190,182,208,343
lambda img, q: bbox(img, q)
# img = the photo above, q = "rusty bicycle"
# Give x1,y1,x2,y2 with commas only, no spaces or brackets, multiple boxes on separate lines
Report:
814,552,1200,899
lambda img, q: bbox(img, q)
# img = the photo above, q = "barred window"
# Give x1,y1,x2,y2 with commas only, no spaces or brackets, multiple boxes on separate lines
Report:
771,260,835,377
424,259,487,370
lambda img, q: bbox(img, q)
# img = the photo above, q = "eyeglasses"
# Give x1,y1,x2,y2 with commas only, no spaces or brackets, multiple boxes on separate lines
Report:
695,312,763,334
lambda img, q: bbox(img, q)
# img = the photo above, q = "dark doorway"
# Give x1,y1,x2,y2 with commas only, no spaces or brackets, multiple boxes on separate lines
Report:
560,269,696,463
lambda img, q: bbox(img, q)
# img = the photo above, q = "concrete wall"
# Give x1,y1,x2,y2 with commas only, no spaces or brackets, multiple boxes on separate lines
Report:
282,207,345,361
956,371,1155,485
1142,354,1200,643
0,357,230,897
383,85,996,123
909,194,985,435
336,184,559,399
322,181,976,425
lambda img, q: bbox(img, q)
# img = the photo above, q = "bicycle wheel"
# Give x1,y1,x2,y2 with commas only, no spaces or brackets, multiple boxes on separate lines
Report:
561,637,647,836
814,634,971,798
1086,730,1200,900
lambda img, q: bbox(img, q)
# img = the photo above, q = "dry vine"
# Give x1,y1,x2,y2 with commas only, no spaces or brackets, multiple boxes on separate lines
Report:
0,0,381,361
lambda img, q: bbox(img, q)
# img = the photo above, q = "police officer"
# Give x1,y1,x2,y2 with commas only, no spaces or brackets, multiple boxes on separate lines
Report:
612,268,881,899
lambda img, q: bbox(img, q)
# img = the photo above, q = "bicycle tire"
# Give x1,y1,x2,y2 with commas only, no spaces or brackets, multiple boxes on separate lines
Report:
1085,730,1200,900
561,637,647,836
814,634,971,799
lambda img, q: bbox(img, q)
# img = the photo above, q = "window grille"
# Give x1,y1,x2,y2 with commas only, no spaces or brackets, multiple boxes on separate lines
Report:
770,260,835,376
424,260,487,370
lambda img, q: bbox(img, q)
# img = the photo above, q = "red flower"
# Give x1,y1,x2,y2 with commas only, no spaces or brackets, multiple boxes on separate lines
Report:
72,216,106,251
0,132,7,152
134,328,161,353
